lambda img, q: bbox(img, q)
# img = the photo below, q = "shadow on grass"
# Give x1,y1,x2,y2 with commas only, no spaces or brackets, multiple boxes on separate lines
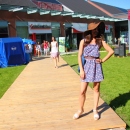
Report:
109,91,130,129
70,64,78,67
126,126,130,130
109,91,130,110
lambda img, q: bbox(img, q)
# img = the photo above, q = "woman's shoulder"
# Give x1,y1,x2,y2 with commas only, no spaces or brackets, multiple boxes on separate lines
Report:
80,39,85,42
80,39,85,45
51,41,57,43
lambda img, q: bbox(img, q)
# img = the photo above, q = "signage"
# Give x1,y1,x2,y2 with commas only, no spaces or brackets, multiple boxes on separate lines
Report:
28,22,52,34
11,47,17,51
32,0,62,11
105,25,110,33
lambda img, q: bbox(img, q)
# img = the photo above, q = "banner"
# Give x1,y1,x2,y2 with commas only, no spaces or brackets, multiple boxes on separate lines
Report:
28,22,51,34
32,0,62,11
59,37,65,52
105,25,110,33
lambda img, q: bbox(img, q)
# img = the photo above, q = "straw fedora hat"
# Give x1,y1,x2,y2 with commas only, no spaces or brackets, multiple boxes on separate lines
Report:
84,22,105,34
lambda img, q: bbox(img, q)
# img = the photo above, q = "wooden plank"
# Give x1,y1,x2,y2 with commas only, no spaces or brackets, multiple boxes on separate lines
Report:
0,56,126,130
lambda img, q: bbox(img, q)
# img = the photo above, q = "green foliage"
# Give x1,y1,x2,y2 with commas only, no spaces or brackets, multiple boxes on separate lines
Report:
0,65,26,98
62,52,130,128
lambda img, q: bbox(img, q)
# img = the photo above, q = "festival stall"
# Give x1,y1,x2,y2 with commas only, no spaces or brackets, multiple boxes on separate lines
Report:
0,37,26,68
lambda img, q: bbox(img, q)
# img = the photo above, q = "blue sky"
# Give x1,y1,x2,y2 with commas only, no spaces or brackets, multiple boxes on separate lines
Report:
91,0,130,9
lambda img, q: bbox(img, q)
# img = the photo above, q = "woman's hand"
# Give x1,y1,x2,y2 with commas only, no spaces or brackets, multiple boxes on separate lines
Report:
96,58,102,63
80,70,85,80
78,39,85,80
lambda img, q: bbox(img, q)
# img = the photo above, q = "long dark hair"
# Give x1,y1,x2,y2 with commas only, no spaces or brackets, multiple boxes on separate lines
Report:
83,26,105,49
52,36,56,42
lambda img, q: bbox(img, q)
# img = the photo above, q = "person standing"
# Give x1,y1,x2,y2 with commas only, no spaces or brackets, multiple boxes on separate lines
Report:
46,41,50,54
36,42,42,57
73,22,114,120
50,36,59,68
44,41,49,56
28,43,33,61
25,44,30,63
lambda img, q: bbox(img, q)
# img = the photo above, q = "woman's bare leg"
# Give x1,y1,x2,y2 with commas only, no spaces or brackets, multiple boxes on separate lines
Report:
53,58,57,68
79,82,88,111
46,49,48,56
36,50,38,56
93,82,100,120
38,50,39,57
73,82,88,119
93,82,100,110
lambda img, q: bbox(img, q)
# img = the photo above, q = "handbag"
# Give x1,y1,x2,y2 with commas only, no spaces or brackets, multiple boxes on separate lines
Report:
78,55,86,73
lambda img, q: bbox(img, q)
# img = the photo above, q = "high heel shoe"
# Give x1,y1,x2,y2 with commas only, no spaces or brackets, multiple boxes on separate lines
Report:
73,110,84,119
93,109,99,120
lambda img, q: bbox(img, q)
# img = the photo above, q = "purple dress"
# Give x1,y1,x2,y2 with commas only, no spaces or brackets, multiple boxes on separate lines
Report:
81,44,104,82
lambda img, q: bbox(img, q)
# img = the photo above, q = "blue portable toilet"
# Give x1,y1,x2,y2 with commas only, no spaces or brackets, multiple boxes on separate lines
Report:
0,37,26,68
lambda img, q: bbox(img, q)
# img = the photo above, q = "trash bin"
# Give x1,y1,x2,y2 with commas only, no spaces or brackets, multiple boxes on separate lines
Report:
114,48,119,56
119,44,126,57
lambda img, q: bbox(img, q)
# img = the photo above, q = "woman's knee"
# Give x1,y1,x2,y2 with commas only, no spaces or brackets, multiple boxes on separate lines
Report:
80,82,88,96
93,82,100,92
80,90,86,96
93,87,100,93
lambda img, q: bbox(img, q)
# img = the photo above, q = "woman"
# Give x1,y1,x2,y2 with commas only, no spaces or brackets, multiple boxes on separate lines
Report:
36,42,42,57
43,40,48,56
73,22,114,120
50,36,59,68
25,44,30,63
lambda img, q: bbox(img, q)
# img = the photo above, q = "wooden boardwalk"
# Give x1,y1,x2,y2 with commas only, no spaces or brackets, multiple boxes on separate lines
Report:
0,56,126,130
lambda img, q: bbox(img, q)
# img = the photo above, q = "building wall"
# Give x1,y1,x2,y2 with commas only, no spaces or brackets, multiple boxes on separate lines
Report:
0,10,116,46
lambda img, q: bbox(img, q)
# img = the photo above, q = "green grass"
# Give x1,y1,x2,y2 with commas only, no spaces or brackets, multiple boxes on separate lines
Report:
0,65,26,98
61,52,130,129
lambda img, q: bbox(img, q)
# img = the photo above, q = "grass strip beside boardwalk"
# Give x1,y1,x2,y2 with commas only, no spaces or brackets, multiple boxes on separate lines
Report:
61,52,130,129
0,65,26,98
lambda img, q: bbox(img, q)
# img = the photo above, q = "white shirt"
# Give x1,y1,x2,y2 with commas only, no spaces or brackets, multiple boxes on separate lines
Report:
28,44,32,53
36,45,41,51
51,41,58,53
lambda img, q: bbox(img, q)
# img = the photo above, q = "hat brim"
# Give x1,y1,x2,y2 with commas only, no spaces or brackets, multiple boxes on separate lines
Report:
84,22,105,35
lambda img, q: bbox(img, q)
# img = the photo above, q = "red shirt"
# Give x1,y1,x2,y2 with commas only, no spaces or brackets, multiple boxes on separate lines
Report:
43,42,48,49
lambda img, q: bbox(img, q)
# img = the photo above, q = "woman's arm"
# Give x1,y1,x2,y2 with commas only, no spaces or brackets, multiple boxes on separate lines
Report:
78,39,85,79
56,42,59,51
50,42,52,48
101,41,114,63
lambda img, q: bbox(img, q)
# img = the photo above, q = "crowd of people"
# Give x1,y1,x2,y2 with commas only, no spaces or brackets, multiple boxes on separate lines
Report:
24,37,59,68
24,40,51,63
34,40,50,57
